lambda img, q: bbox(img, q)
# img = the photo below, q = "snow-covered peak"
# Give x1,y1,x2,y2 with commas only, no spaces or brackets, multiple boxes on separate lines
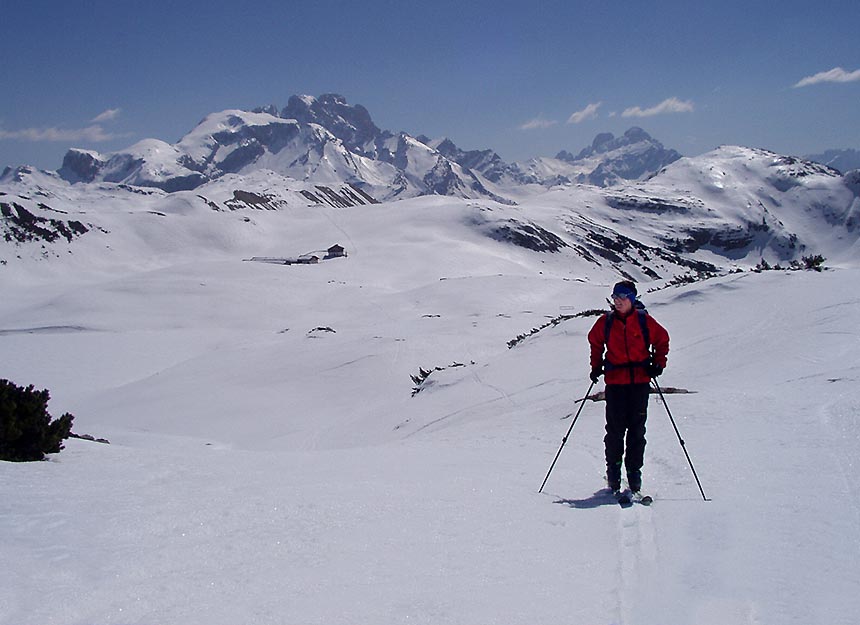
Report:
500,128,683,190
281,93,384,153
176,109,301,164
651,145,842,191
182,109,287,138
1,164,69,192
294,94,318,107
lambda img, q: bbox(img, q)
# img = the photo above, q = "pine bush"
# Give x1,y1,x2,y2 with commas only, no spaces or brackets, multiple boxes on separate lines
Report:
802,254,826,271
0,379,75,462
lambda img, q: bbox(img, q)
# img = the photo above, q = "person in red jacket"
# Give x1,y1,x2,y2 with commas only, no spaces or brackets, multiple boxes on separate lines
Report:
587,280,669,494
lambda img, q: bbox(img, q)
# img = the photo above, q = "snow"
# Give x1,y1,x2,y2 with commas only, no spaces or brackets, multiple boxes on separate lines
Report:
2,184,860,624
177,109,293,157
104,139,187,181
513,155,592,183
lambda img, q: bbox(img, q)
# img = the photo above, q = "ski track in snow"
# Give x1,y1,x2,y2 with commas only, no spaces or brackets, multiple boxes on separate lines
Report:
821,394,860,558
616,504,658,625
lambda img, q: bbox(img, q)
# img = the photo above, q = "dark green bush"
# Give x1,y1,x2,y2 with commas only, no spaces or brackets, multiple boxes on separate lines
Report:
802,254,826,271
0,379,74,461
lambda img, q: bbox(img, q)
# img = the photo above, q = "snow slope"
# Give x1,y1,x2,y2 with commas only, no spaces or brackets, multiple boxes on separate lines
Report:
5,141,858,293
1,188,859,624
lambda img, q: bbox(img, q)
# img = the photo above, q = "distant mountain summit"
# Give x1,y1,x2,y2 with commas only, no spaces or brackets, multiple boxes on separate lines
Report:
58,110,307,192
805,148,860,174
277,94,386,154
546,127,682,187
418,136,510,184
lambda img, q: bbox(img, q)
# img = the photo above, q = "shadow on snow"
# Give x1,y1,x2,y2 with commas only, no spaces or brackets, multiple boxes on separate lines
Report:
554,488,620,509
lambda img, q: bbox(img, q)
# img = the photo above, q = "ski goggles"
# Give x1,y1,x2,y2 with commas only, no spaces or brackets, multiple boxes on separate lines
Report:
611,291,635,301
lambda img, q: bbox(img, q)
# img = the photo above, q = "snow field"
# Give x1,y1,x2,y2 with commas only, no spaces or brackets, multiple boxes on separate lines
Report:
1,191,859,623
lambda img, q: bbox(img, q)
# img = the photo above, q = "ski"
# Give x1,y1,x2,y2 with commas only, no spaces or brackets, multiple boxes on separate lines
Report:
613,489,633,507
632,492,653,506
613,489,652,506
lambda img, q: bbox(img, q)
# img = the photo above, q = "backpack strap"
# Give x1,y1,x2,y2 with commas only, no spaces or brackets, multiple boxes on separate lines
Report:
638,309,650,349
604,310,614,344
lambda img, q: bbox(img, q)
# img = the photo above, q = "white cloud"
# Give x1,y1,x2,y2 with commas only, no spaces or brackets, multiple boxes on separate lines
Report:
622,97,694,118
794,67,860,88
567,102,602,124
519,117,558,130
0,125,123,142
92,108,121,123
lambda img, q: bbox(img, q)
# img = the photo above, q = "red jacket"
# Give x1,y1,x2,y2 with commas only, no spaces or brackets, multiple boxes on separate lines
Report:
588,309,670,385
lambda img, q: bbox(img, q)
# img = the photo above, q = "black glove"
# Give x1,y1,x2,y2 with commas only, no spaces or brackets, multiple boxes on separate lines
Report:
646,363,664,378
590,366,603,384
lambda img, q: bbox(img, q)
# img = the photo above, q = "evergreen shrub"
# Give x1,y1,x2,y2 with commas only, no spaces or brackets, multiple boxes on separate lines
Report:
0,379,74,461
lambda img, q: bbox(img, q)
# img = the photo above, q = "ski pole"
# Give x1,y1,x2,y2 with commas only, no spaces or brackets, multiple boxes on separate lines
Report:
539,380,595,493
652,378,710,501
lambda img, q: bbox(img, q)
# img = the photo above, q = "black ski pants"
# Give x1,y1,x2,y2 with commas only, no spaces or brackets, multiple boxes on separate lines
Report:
604,383,650,476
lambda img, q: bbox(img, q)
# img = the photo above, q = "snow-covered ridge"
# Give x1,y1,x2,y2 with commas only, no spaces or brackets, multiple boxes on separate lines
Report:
2,95,859,282
3,140,858,283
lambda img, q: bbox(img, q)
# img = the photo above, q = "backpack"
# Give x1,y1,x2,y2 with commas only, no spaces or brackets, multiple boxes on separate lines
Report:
604,306,650,348
603,304,651,371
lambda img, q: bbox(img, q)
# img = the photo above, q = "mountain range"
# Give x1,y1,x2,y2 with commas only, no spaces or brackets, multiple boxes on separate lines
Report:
50,94,682,203
2,93,859,284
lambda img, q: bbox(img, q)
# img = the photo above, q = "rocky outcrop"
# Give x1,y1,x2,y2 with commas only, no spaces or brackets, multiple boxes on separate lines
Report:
1,202,89,244
58,149,104,183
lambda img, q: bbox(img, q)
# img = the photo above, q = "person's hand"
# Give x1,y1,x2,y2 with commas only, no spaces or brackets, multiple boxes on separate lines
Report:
590,366,603,384
646,363,663,378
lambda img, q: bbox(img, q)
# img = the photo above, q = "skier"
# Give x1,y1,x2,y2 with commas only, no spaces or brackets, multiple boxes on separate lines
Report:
587,280,669,495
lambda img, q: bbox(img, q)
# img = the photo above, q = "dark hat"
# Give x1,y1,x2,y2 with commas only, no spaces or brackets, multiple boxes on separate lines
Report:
612,280,637,301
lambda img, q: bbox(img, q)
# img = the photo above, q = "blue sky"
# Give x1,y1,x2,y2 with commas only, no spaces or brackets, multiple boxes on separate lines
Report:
2,0,858,171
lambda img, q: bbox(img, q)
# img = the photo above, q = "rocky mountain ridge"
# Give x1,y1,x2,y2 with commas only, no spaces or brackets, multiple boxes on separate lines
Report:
55,96,508,203
53,94,681,204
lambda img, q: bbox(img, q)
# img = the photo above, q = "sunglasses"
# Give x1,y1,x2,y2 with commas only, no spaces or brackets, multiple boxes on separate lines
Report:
611,293,633,301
